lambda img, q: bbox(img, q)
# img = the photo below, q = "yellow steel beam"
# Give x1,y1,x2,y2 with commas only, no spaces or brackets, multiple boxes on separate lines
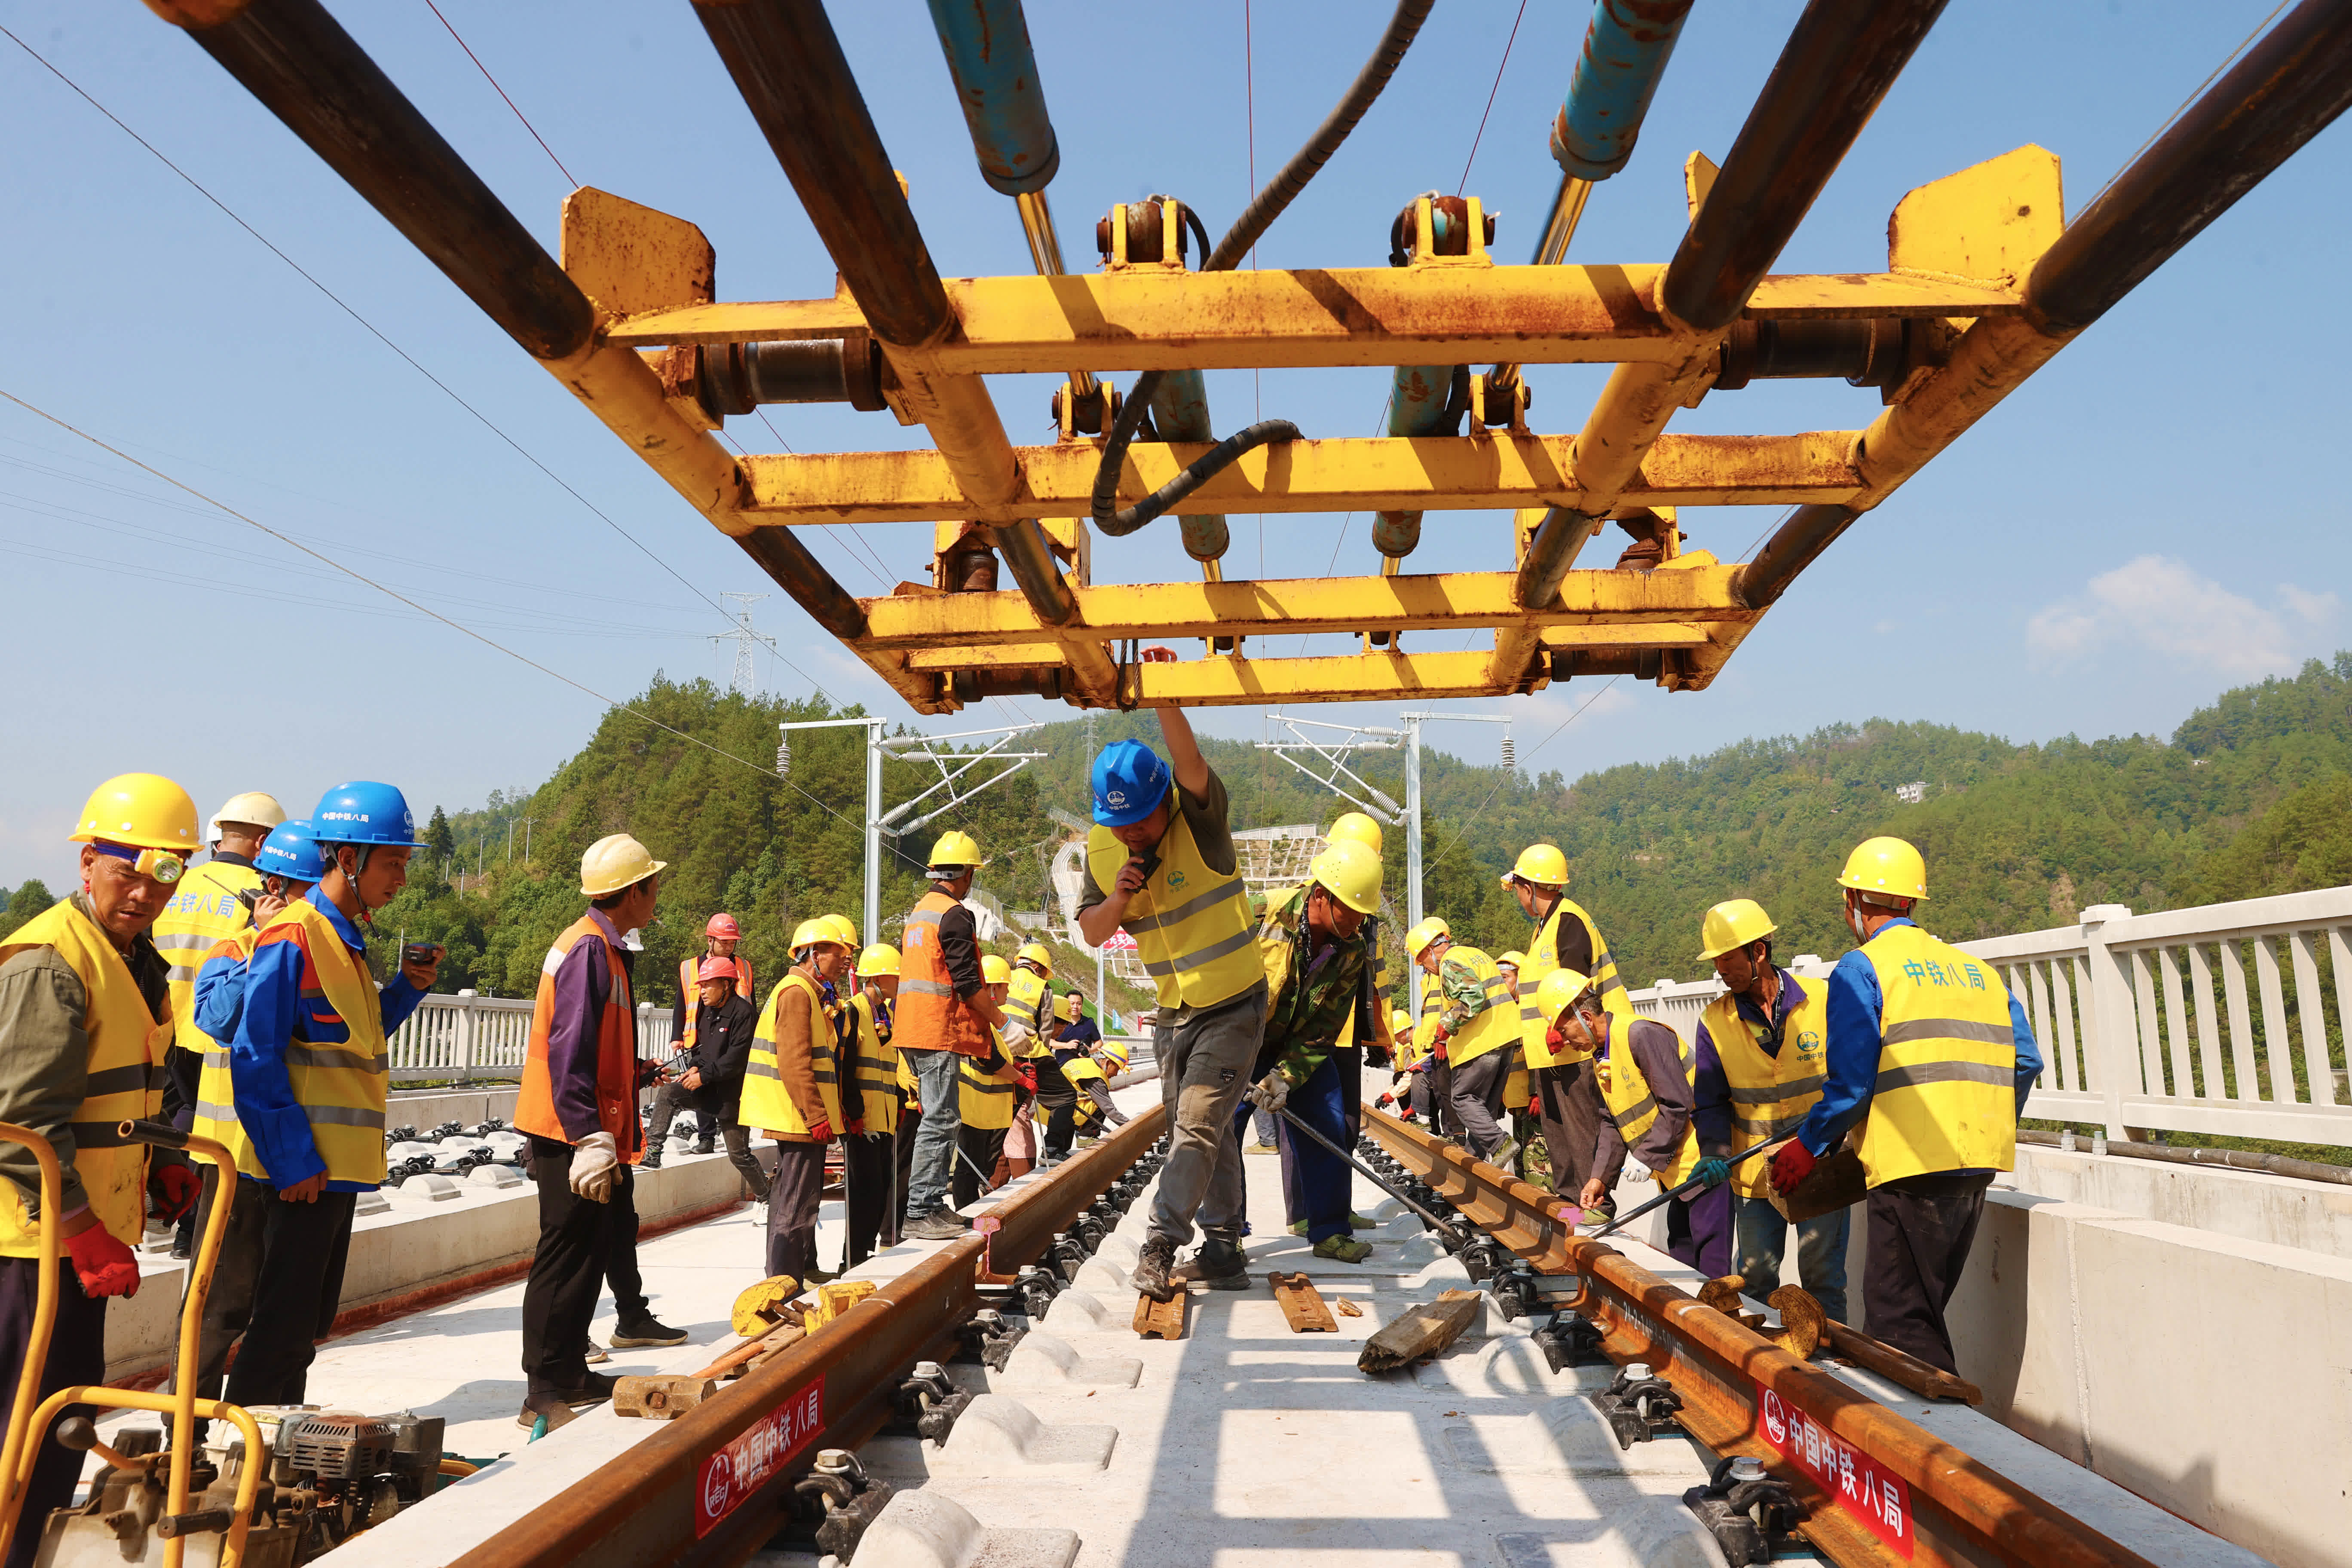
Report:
743,431,1858,525
857,565,1749,650
602,266,2024,371
1122,649,1553,707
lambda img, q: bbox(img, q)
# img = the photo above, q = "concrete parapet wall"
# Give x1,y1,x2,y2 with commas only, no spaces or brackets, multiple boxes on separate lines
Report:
385,1085,522,1130
1948,1189,2352,1568
107,1147,755,1383
2004,1144,2352,1260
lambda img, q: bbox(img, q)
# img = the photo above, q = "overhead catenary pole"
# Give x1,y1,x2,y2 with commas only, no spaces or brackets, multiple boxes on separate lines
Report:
1397,711,1513,1016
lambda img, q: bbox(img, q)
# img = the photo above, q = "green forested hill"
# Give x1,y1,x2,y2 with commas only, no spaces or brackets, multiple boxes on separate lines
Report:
372,654,2352,1010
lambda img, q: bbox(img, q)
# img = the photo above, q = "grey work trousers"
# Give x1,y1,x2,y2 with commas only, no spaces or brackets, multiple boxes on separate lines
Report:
900,1047,964,1219
1447,1049,1510,1160
1145,981,1269,1250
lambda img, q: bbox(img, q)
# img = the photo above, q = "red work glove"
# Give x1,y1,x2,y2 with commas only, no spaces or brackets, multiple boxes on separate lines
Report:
1528,1097,1542,1117
1545,1027,1565,1051
805,1120,833,1143
845,1118,866,1137
1375,1092,1396,1109
150,1162,200,1224
64,1222,141,1298
1769,1139,1818,1194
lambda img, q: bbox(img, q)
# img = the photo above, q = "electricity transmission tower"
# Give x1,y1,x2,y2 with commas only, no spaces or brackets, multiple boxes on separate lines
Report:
711,592,773,694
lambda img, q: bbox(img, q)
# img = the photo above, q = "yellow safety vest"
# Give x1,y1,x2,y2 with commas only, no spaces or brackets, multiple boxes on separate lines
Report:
1436,945,1518,1067
194,898,389,1185
1701,977,1830,1199
1064,1053,1108,1127
958,1031,1023,1130
1518,897,1630,1069
1005,968,1053,1037
1854,925,2019,1187
1086,808,1259,1011
1599,1020,1702,1188
743,972,842,1141
845,991,900,1136
0,902,170,1254
150,857,260,1061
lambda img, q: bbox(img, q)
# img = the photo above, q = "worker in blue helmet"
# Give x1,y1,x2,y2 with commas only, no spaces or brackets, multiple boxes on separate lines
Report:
1074,674,1268,1300
186,785,444,1405
187,820,326,1050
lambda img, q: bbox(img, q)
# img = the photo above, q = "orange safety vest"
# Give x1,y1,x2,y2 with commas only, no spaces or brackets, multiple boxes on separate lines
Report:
677,952,755,1049
896,889,989,1058
517,913,643,1161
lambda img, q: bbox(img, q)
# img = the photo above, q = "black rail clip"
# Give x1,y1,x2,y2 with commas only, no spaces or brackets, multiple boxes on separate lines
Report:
1531,1310,1606,1372
796,1449,895,1561
1593,1361,1684,1449
1682,1454,1804,1564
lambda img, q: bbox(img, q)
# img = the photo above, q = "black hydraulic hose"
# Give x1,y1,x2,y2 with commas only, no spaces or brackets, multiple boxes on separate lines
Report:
1090,0,1437,537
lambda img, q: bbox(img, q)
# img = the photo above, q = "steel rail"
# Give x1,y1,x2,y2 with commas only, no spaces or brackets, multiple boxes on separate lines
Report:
456,1105,1166,1568
1360,1105,2156,1568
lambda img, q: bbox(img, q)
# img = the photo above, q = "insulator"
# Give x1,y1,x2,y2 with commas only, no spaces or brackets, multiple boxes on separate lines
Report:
776,737,792,776
1500,735,1515,772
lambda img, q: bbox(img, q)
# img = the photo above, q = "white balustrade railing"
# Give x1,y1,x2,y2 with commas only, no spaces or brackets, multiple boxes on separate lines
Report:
1622,889,2352,1148
388,994,671,1084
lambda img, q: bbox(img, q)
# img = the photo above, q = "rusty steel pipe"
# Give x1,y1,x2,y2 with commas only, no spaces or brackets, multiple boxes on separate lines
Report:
1511,505,1607,611
1733,502,1858,610
1362,1106,2161,1568
1660,0,1949,333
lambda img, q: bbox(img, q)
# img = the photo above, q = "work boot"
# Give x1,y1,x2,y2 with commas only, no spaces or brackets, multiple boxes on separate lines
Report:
640,1146,664,1171
1349,1212,1379,1230
1132,1236,1177,1301
582,1339,609,1365
1313,1234,1374,1263
610,1314,688,1348
1287,1219,1308,1237
1194,1237,1250,1291
517,1370,617,1426
517,1393,581,1432
695,1138,717,1155
903,1208,969,1241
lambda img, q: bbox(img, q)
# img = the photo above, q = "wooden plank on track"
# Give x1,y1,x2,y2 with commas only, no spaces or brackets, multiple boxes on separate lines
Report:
1134,1291,1188,1341
1267,1271,1337,1333
1358,1289,1482,1373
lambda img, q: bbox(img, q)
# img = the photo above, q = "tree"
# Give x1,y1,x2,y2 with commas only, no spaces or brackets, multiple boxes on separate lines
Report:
425,806,456,873
0,880,55,942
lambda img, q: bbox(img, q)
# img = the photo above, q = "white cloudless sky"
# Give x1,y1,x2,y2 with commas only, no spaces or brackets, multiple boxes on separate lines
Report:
1,0,2346,886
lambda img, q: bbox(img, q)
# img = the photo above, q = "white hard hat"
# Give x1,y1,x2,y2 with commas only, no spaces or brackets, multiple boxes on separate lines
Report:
208,791,286,841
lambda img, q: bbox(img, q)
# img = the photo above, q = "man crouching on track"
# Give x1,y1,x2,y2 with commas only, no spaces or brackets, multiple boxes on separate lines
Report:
1075,678,1267,1302
1243,838,1387,1265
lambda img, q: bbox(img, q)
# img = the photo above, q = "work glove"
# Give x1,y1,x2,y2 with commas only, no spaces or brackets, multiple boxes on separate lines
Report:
64,1222,141,1298
568,1131,620,1203
845,1118,865,1137
1375,1092,1396,1109
805,1120,833,1144
149,1159,200,1224
1690,1156,1731,1190
1768,1139,1817,1194
1246,1068,1292,1114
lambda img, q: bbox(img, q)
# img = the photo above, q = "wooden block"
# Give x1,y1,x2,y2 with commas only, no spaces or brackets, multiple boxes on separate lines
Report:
1358,1289,1482,1374
1333,1298,1363,1318
1267,1271,1337,1333
613,1375,718,1421
1134,1291,1187,1341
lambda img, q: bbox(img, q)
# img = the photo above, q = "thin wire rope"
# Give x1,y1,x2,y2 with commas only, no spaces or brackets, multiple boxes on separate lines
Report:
0,24,840,701
1420,675,1623,876
2079,0,2293,214
420,0,575,185
0,386,864,827
1457,0,1531,194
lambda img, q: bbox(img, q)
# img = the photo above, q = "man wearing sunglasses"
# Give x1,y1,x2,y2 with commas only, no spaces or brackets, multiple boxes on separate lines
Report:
0,772,200,1568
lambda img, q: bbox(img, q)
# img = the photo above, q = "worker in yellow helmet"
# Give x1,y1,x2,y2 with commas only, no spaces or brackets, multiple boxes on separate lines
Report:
1077,698,1263,1302
953,954,1028,1207
1320,812,1395,1167
1006,941,1079,1167
1055,991,1130,1144
1695,899,1846,1323
744,917,849,1289
1404,915,1517,1162
841,943,904,1266
1503,843,1631,1215
1773,839,2042,1373
897,828,1008,1241
0,774,198,1544
1400,917,1457,1140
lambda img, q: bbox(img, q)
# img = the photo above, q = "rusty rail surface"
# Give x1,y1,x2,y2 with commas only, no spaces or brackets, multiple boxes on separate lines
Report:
1362,1106,2155,1568
454,1106,1166,1568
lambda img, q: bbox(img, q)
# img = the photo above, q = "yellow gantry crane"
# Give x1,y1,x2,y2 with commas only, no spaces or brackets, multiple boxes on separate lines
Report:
142,0,2352,713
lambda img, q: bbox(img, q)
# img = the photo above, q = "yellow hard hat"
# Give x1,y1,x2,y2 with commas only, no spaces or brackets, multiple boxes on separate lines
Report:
820,913,859,948
1698,898,1778,960
71,773,199,854
1497,950,1528,970
790,917,843,952
208,792,286,838
580,833,667,897
927,829,984,871
1838,836,1928,901
1535,968,1596,1023
980,952,1012,984
1502,843,1569,888
1016,941,1053,974
1326,811,1384,854
1404,916,1451,960
1390,1007,1413,1035
1308,838,1383,916
856,943,901,977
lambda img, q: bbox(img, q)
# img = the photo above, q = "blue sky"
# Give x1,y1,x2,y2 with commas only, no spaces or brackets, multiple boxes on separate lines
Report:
2,0,2346,886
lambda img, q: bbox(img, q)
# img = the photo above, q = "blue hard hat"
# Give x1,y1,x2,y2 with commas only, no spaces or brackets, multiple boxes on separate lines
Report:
311,781,427,848
254,819,327,884
1091,740,1171,827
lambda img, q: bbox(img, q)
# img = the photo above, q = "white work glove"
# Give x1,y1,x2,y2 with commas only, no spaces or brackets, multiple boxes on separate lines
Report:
1246,1068,1293,1114
569,1131,620,1203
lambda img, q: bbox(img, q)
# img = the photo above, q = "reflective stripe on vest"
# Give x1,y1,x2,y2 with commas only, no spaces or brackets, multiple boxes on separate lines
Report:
677,953,756,1047
1437,946,1518,1066
1701,976,1830,1199
1516,898,1630,1069
742,973,842,1140
1599,1020,1701,1188
1854,926,2018,1188
1085,810,1259,1011
150,859,260,1057
845,992,901,1135
0,902,171,1254
1006,969,1052,1035
895,893,988,1056
194,898,390,1185
517,914,641,1161
958,1036,1023,1130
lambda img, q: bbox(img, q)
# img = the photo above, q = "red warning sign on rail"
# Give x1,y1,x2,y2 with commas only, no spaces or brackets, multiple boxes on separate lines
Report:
695,1376,826,1538
1755,1381,1914,1557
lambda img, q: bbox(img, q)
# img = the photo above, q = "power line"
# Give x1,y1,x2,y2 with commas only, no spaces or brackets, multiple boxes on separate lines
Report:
1458,0,1531,195
420,0,576,186
1420,675,1624,877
